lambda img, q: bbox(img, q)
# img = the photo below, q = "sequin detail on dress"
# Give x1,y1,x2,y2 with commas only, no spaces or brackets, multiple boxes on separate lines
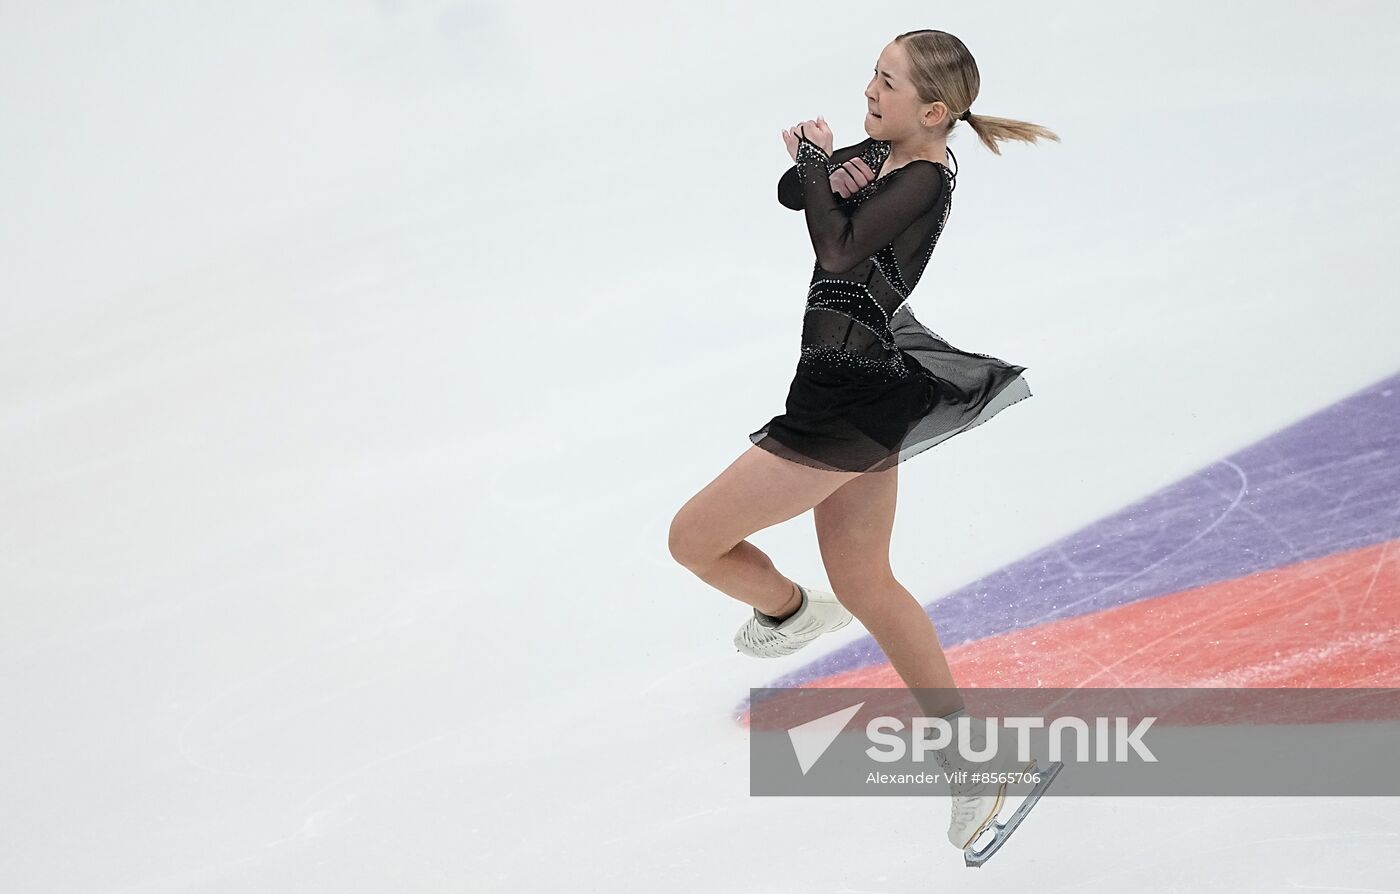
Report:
752,135,1031,473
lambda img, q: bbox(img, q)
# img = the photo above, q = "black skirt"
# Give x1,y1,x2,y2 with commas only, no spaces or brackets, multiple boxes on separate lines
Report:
749,304,1031,473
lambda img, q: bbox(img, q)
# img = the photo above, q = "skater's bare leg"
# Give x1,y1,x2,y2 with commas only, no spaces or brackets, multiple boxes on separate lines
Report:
669,446,859,618
814,464,965,719
691,540,804,619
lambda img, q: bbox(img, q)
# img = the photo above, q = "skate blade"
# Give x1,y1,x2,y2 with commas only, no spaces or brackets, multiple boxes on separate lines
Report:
963,760,1064,868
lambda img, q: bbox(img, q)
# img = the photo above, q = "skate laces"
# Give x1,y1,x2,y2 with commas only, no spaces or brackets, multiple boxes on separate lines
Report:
930,744,989,835
742,625,782,649
950,797,980,827
739,617,808,654
928,720,1007,791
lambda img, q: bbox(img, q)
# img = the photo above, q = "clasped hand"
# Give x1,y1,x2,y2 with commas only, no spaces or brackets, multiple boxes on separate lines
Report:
780,116,877,199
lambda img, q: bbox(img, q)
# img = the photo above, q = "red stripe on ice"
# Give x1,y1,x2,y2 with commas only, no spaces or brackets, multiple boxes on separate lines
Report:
814,537,1400,690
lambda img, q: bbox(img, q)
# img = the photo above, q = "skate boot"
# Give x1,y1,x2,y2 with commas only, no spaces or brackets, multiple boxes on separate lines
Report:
733,584,853,658
926,707,1063,867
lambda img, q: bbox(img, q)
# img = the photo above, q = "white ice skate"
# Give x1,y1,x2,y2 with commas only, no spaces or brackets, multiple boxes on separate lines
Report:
927,708,1063,868
733,584,853,658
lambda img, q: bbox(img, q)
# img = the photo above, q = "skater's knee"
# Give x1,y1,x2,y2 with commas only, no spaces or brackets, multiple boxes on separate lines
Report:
826,570,898,616
667,508,715,570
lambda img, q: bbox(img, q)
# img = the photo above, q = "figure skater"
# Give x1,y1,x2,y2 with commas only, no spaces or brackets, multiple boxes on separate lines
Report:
668,30,1061,864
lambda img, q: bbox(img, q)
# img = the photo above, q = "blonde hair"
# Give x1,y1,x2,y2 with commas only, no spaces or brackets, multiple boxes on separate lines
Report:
895,29,1059,156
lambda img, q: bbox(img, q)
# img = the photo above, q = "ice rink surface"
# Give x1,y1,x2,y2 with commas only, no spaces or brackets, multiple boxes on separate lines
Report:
4,1,1400,890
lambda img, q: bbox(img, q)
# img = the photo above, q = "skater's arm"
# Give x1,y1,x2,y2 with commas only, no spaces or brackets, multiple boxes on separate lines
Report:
777,138,875,210
793,132,944,274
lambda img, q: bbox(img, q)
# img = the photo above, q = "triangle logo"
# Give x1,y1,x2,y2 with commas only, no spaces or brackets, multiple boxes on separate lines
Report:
787,701,865,775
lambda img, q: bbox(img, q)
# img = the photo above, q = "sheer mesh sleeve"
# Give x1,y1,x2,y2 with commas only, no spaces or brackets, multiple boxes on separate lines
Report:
776,138,874,210
791,133,943,275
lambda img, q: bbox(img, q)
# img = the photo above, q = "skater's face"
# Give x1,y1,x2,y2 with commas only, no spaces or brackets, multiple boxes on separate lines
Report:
864,41,950,138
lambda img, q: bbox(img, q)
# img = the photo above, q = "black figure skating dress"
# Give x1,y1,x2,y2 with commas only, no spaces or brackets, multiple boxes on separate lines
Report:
748,133,1032,473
